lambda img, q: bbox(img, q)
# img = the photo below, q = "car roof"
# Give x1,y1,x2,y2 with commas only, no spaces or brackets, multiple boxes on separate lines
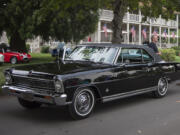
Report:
78,43,162,62
79,43,146,48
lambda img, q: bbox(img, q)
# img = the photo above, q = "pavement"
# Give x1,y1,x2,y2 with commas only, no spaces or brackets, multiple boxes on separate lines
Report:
0,83,180,135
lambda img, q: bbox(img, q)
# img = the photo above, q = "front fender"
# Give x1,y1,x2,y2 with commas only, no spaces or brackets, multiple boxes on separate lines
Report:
65,84,102,102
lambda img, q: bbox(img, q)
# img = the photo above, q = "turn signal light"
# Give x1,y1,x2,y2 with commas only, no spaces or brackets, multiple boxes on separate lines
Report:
44,96,52,100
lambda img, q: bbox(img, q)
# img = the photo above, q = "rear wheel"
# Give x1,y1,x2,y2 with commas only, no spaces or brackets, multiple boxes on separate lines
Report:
18,98,41,109
69,88,95,120
10,57,17,64
153,78,168,98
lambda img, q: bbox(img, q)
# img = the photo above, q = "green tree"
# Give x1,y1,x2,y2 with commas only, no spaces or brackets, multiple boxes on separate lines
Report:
101,0,180,44
0,0,40,52
33,0,99,43
0,0,99,52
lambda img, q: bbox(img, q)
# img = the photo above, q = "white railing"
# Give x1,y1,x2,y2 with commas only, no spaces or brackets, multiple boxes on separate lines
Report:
161,19,168,26
100,10,177,27
151,18,162,25
167,20,177,27
129,14,140,22
99,10,113,20
100,10,128,21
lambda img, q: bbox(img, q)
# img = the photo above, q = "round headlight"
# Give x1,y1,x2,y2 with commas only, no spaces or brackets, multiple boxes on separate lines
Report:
5,73,12,84
55,80,64,93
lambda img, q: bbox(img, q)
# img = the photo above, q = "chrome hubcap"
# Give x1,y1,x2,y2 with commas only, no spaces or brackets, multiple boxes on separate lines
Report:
11,58,17,64
74,90,94,116
158,78,168,95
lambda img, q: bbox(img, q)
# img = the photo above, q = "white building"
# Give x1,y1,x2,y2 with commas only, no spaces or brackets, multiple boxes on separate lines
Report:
0,32,8,44
83,9,179,48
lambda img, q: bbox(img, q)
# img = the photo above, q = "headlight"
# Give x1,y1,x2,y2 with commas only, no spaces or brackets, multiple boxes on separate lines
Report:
5,73,12,84
54,80,64,93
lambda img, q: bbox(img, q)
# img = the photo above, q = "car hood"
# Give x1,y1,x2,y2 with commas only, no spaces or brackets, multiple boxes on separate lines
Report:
13,60,112,75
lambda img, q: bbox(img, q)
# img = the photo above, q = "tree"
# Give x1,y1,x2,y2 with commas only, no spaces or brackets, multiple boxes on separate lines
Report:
33,0,99,43
0,0,41,52
0,0,99,52
101,0,180,44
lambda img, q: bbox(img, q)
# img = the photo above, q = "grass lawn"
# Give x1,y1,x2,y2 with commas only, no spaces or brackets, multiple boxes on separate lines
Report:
0,53,55,93
175,56,180,62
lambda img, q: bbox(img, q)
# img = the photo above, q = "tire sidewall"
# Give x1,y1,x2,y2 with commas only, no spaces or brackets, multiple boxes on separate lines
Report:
11,57,17,64
69,88,96,120
154,77,168,98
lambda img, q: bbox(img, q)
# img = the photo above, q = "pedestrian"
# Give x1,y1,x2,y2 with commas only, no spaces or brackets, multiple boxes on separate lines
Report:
148,35,160,55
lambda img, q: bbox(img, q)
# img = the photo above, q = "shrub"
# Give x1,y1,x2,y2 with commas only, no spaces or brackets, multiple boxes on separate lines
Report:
41,46,50,53
174,50,180,56
159,49,176,62
171,46,180,50
171,46,180,56
26,44,30,53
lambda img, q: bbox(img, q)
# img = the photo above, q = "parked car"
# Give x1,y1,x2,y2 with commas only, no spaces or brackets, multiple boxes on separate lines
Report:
0,45,31,64
0,54,4,65
2,44,180,120
51,43,72,58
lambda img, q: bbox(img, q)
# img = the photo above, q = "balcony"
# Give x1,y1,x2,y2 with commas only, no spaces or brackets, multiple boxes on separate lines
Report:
99,9,177,28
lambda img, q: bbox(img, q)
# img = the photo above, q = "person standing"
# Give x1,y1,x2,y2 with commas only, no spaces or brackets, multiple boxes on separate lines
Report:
148,35,160,55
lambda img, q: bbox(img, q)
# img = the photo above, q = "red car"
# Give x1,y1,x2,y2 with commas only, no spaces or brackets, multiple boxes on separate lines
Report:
0,46,31,64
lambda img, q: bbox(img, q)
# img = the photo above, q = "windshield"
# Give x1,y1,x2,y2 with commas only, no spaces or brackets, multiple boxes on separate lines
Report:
66,46,119,64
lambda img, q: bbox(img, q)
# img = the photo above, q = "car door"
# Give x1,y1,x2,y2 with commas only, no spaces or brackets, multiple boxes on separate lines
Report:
112,48,154,94
141,48,158,87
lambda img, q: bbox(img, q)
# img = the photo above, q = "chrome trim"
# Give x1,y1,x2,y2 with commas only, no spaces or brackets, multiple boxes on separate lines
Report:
113,47,122,65
2,85,71,106
54,76,65,93
112,47,121,65
12,74,54,82
102,86,157,103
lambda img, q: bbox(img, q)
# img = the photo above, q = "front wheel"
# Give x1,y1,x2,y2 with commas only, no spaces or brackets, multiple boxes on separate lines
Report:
153,78,168,98
10,57,17,64
18,98,41,109
69,88,96,120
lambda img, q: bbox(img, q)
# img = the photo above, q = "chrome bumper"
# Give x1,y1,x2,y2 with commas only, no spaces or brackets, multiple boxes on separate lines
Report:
2,85,71,106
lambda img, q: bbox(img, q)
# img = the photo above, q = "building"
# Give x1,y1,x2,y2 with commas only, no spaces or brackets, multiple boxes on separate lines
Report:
83,9,179,48
0,32,8,44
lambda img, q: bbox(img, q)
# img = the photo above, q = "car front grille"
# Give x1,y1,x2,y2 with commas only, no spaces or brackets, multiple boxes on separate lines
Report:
12,75,55,92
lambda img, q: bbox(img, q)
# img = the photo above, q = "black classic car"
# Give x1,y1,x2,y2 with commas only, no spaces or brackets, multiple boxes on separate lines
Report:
2,44,180,119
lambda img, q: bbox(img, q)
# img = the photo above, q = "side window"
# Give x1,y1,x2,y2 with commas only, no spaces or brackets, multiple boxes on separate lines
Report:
117,48,142,64
142,49,154,63
0,49,3,53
